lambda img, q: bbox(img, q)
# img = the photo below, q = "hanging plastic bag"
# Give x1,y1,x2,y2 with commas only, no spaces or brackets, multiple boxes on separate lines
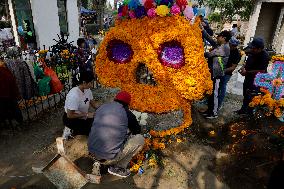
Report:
43,63,63,94
34,62,44,80
38,76,51,96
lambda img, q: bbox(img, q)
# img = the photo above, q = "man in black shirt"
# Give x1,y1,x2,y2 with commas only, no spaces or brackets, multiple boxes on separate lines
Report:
218,37,241,110
237,37,270,115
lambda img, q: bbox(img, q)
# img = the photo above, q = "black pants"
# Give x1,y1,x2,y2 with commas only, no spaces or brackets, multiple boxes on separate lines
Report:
63,113,93,136
0,98,23,124
241,77,259,112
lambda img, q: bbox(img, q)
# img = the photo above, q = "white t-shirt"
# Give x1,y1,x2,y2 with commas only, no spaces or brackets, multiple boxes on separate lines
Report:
64,87,93,115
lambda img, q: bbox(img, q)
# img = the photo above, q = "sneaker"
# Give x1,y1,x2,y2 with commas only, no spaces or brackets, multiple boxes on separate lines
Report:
108,166,131,178
205,114,218,119
62,126,71,139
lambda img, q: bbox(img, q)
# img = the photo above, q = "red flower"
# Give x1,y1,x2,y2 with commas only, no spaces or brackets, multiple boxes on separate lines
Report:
176,0,188,10
122,5,129,17
144,0,155,10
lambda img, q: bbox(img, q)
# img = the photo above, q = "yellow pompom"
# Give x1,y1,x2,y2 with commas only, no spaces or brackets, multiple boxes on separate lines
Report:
156,5,170,17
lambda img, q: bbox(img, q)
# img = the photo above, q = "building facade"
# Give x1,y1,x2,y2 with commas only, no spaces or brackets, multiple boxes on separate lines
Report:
8,0,80,49
244,0,284,54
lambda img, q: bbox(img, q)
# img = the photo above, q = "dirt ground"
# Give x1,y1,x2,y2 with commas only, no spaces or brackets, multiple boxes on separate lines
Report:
0,87,283,189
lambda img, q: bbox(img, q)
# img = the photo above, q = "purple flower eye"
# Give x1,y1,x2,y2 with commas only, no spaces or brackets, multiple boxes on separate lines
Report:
107,40,133,64
158,41,185,69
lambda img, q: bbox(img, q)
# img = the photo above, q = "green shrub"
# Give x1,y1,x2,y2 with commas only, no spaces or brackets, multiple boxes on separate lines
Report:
208,12,221,23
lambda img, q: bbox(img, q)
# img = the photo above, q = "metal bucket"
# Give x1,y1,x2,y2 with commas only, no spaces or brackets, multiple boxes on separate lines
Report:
40,154,88,189
32,137,101,188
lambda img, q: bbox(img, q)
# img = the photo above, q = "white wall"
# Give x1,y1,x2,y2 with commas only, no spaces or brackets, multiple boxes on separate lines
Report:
30,0,60,49
244,0,284,48
244,1,262,46
8,0,20,46
66,0,80,46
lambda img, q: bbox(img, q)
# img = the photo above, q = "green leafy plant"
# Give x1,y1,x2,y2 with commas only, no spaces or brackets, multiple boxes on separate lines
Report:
208,12,221,23
203,0,255,22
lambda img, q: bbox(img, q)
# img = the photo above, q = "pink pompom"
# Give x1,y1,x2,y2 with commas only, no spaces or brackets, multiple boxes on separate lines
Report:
118,12,123,19
139,0,146,5
183,5,194,20
129,10,136,18
170,4,181,15
147,8,156,18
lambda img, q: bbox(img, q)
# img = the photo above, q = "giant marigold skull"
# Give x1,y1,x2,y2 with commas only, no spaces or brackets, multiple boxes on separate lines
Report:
95,15,212,137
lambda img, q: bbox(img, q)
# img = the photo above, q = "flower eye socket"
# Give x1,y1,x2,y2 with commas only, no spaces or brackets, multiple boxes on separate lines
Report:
158,41,185,69
107,39,133,64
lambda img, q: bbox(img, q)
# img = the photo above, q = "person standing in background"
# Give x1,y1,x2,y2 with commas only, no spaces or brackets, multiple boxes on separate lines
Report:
237,37,270,115
231,24,238,37
218,37,241,110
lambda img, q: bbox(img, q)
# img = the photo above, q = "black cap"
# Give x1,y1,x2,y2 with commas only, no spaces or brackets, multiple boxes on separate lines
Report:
248,37,265,49
217,30,232,42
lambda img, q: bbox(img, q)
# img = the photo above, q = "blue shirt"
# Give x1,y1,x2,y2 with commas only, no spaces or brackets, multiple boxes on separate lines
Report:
88,101,129,160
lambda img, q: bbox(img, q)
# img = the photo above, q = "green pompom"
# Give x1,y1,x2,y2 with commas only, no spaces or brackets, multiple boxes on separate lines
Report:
123,0,131,5
27,31,33,36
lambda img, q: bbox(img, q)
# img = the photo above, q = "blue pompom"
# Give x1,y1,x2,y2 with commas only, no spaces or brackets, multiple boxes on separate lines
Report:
128,0,140,10
193,7,198,15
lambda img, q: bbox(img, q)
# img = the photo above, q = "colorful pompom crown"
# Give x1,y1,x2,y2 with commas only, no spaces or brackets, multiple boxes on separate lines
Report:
117,0,205,20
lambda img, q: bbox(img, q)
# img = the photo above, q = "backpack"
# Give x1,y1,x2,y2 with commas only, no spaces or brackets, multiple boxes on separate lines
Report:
212,56,225,79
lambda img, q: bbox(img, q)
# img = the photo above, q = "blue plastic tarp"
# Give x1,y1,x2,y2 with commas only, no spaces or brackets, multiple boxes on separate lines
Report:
80,7,96,14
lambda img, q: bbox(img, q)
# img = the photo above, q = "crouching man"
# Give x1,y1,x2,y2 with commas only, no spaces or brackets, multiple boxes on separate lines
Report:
88,91,145,178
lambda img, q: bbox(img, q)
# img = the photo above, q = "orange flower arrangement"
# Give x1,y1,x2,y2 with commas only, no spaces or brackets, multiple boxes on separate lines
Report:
272,54,284,62
95,14,213,173
96,15,212,137
249,88,284,118
18,96,48,109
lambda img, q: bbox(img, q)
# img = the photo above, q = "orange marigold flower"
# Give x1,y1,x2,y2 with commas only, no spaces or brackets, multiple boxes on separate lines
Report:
272,78,282,87
274,108,283,118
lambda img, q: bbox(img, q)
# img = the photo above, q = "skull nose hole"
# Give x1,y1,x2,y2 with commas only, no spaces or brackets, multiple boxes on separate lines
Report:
136,63,157,86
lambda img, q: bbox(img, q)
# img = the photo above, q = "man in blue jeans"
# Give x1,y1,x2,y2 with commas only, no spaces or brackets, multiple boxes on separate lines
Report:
218,37,241,110
202,30,232,119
